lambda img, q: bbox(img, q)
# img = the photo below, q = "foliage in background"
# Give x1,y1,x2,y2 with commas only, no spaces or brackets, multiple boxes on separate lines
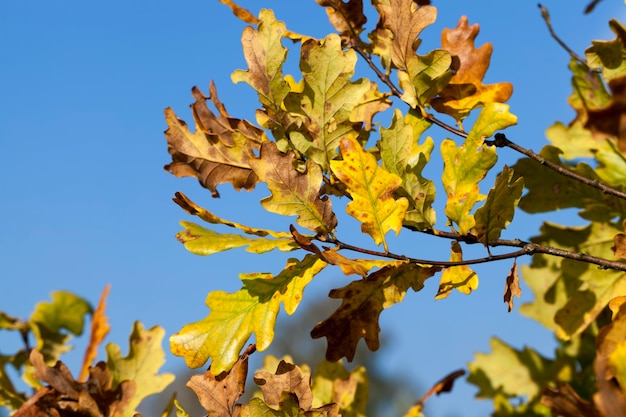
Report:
3,1,626,416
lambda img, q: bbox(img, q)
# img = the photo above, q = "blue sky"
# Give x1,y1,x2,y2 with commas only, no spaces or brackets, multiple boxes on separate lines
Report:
2,1,625,416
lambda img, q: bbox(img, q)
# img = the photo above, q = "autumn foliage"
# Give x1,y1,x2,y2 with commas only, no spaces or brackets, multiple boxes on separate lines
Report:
4,1,626,416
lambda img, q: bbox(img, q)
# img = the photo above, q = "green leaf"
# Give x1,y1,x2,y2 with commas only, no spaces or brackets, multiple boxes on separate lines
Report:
170,255,326,373
468,338,569,402
398,50,452,108
0,356,26,410
249,142,338,234
379,109,436,231
284,34,371,170
31,291,92,336
473,166,524,246
231,9,291,141
511,145,626,222
585,19,626,83
595,139,626,187
442,103,516,234
177,221,299,255
311,263,439,361
106,322,175,417
331,134,409,251
545,121,599,160
520,221,626,339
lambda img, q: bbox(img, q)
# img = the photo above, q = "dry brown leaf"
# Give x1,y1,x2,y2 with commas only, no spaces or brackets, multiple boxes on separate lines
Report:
370,0,437,70
253,361,313,410
186,347,250,417
612,218,626,259
79,284,111,382
164,82,266,198
17,350,134,417
503,261,522,313
541,382,603,417
316,0,367,39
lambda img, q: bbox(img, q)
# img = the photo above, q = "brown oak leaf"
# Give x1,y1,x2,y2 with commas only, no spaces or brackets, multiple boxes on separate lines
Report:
311,263,440,361
503,261,522,313
315,0,367,39
186,346,252,417
164,81,265,197
253,361,313,410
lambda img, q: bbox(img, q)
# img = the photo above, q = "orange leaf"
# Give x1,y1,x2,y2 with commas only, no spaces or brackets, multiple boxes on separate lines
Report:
431,16,513,121
612,218,626,259
78,284,111,382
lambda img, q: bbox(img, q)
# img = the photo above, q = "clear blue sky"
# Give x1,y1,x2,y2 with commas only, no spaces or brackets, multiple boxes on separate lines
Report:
1,1,624,416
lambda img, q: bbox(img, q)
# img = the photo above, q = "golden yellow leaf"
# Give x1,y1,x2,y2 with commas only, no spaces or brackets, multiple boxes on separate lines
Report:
330,135,408,251
435,242,477,299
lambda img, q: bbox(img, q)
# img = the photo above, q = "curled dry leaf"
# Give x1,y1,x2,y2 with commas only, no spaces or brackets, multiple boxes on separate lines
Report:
503,261,522,313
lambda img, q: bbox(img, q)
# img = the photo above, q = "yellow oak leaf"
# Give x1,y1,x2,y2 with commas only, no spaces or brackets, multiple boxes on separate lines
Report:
431,16,513,121
164,83,266,198
170,255,326,373
441,103,516,235
435,242,477,299
331,135,409,251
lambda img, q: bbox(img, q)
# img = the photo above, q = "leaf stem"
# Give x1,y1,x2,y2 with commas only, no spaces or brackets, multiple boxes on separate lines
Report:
486,133,626,200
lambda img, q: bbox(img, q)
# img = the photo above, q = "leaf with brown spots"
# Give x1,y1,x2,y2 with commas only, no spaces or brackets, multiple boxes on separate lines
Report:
330,134,408,251
431,16,513,121
164,82,266,198
311,263,440,362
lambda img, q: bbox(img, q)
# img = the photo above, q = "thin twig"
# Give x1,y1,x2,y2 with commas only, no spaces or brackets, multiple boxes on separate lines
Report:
538,4,590,69
486,133,626,200
325,232,626,272
349,40,468,139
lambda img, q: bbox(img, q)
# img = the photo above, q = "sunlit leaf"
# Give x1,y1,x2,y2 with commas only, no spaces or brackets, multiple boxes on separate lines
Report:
398,50,451,108
177,221,298,255
254,361,313,410
173,191,292,238
331,134,409,251
106,322,175,417
435,241,477,299
170,255,326,373
442,103,516,234
249,142,338,234
586,20,626,83
311,263,440,361
431,16,513,121
285,34,371,170
231,9,291,142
